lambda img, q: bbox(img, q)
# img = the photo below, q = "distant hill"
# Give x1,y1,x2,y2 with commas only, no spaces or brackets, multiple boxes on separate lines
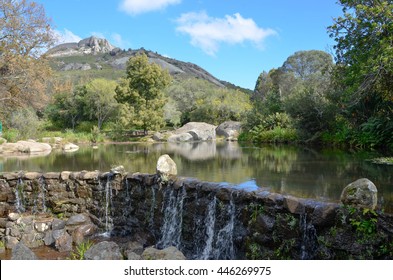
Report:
47,36,253,93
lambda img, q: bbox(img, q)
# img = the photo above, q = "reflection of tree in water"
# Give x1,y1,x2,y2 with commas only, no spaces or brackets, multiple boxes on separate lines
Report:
246,145,299,174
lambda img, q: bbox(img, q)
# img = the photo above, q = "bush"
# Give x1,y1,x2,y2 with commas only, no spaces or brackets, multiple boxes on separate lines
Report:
250,126,298,143
8,108,43,140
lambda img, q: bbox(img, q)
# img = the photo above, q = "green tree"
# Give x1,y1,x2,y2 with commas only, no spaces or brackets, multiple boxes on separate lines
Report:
115,53,171,134
46,86,87,130
85,78,118,131
0,0,54,122
328,0,393,149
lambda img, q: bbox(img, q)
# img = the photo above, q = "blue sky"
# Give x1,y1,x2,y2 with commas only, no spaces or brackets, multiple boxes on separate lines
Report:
36,0,343,90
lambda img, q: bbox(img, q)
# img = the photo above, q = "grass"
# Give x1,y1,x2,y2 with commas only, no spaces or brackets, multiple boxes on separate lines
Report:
69,240,94,260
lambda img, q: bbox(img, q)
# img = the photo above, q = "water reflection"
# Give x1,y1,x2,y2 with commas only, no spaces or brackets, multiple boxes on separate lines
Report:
1,142,392,211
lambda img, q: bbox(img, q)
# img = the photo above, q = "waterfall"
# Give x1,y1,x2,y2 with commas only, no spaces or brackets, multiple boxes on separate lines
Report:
148,186,156,230
212,195,236,260
99,175,114,236
157,187,186,249
39,176,47,213
200,196,217,260
15,178,25,213
300,213,318,260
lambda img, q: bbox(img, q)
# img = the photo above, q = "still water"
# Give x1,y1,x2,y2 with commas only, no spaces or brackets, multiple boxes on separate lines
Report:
1,142,392,211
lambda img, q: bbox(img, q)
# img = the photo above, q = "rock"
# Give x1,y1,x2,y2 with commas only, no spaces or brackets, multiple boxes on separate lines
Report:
0,140,52,155
21,232,44,248
110,165,125,175
168,122,216,142
311,203,338,226
168,133,193,143
141,246,186,260
62,142,79,152
340,178,378,210
72,224,97,245
216,121,242,139
5,236,19,249
11,242,38,260
84,241,123,260
127,252,142,260
44,230,55,246
283,196,305,214
8,212,20,221
125,241,144,255
34,222,49,233
66,213,90,226
156,154,177,179
52,219,66,230
55,231,73,252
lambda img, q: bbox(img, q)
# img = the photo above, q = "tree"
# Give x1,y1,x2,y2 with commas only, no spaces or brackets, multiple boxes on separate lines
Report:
85,79,118,131
45,86,87,130
115,53,171,134
328,0,393,148
0,0,54,122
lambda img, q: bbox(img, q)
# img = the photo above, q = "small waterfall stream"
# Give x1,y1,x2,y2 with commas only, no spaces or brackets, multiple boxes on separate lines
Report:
38,176,47,213
212,194,236,260
15,178,25,213
99,175,114,236
300,213,318,259
157,187,186,249
200,196,217,260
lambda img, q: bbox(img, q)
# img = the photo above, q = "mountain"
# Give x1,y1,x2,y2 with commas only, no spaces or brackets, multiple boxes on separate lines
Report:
47,36,247,90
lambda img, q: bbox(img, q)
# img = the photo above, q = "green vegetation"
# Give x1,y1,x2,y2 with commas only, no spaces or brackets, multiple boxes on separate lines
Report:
69,240,94,260
0,0,391,156
349,208,378,236
115,53,172,135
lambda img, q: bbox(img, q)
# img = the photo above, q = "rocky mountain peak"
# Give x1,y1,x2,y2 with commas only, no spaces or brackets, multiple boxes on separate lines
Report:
47,36,116,57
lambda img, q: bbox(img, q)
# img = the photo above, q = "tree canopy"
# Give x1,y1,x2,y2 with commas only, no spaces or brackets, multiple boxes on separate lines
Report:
115,53,172,134
0,0,55,123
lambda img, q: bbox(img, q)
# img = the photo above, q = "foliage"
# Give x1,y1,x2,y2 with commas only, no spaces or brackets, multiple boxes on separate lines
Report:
0,0,55,122
115,53,172,134
85,79,119,131
45,86,87,131
166,78,252,126
250,126,298,143
8,108,43,139
328,0,393,150
69,240,94,260
89,125,101,144
349,208,378,236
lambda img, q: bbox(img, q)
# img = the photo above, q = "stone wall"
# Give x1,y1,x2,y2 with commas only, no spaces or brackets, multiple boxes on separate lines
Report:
0,171,392,259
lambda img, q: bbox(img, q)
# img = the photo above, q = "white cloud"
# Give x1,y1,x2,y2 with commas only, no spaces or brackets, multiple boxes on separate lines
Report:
119,0,181,15
176,11,277,56
53,28,82,44
111,33,131,49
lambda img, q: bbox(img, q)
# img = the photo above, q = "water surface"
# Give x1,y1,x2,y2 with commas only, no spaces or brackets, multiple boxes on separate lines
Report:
1,142,392,211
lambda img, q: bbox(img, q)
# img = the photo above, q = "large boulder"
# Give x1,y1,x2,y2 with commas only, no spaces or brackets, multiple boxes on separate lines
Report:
0,140,52,155
216,121,242,140
62,142,79,152
141,246,186,260
11,241,38,260
340,178,378,210
168,122,216,142
156,154,177,180
84,241,123,260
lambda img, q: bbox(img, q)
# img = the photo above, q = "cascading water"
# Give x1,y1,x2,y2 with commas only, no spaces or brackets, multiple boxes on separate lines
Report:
148,186,156,230
157,187,186,249
15,178,25,213
300,213,318,260
200,196,217,260
99,175,114,236
211,194,236,260
39,176,47,213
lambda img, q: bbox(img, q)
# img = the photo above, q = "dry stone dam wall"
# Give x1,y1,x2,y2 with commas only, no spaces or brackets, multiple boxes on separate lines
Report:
0,170,392,259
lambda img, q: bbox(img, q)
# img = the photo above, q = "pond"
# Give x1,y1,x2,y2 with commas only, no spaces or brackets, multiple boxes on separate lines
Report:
1,141,392,212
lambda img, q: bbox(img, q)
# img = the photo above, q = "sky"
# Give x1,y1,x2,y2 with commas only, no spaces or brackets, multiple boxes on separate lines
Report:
36,0,343,90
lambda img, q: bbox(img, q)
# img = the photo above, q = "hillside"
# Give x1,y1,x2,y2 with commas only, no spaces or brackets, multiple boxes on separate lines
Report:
47,36,252,92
